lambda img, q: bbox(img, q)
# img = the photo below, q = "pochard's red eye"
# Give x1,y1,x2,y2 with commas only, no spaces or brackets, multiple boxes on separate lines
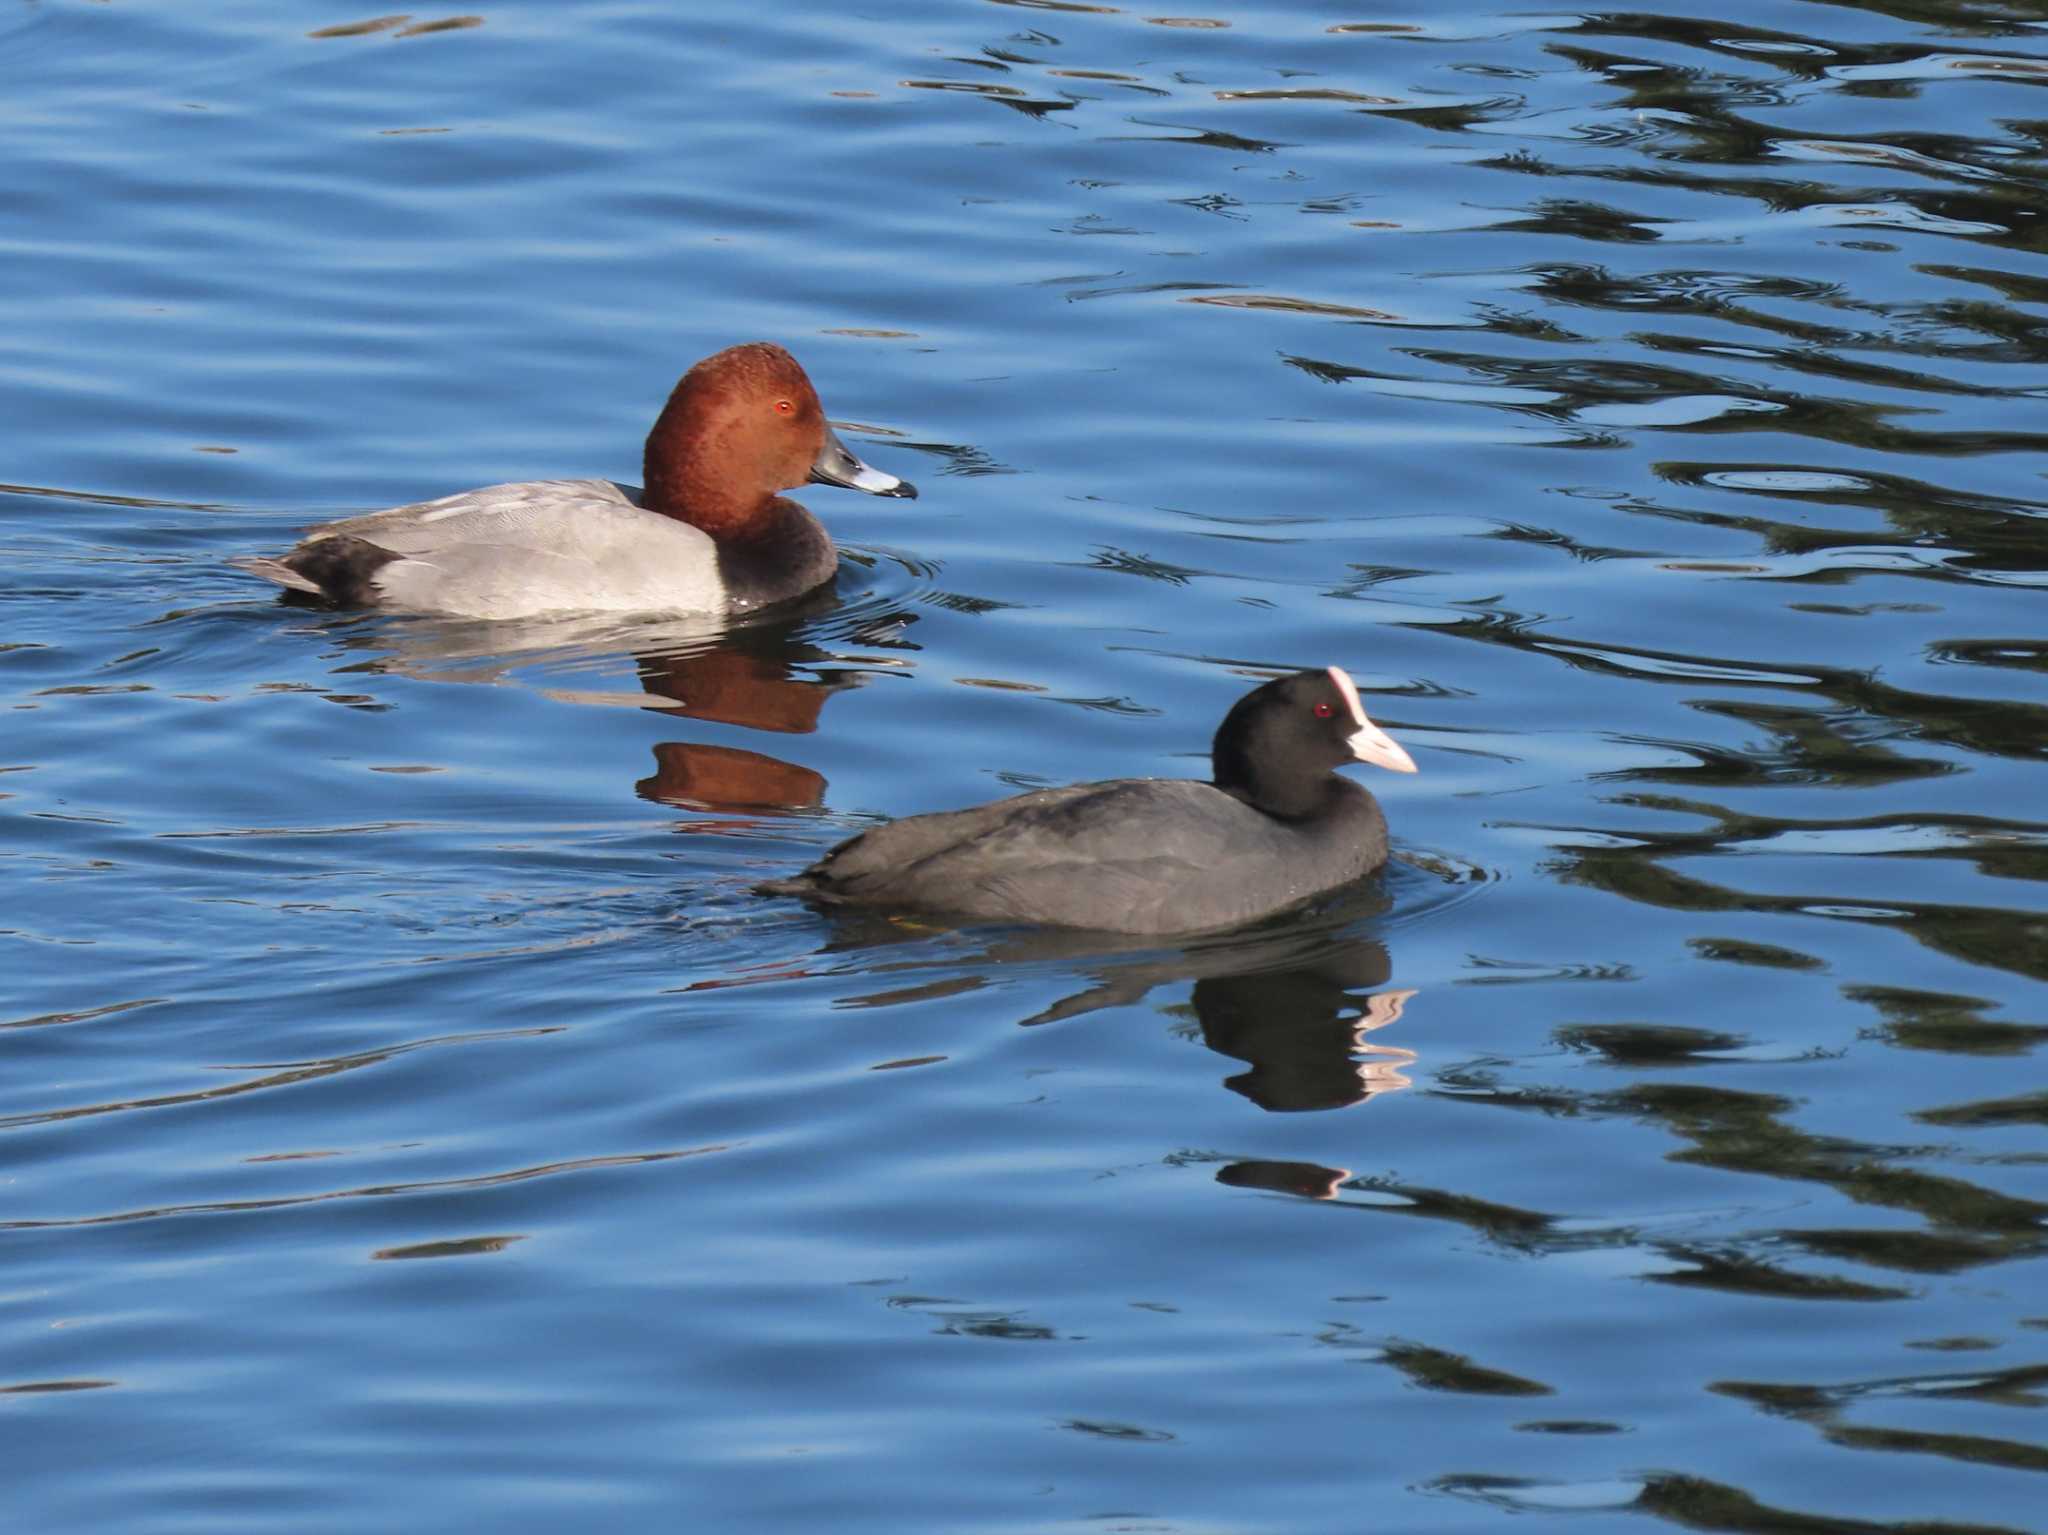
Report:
1314,701,1334,718
775,399,794,415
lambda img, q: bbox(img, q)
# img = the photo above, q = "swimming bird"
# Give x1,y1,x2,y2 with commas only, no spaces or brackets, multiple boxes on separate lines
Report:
233,342,915,618
767,667,1418,935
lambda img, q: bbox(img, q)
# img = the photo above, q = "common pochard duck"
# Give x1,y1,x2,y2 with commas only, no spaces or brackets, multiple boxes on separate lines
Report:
234,342,915,618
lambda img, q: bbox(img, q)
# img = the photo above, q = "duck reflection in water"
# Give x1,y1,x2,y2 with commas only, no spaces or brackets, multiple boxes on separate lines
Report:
322,595,914,819
629,603,917,818
631,641,838,814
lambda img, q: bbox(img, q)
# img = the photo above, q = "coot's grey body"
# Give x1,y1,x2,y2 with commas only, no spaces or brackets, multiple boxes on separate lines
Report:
790,776,1388,935
770,667,1417,936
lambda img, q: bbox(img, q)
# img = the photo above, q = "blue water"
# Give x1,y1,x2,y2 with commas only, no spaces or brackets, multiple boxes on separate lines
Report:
5,0,2046,1529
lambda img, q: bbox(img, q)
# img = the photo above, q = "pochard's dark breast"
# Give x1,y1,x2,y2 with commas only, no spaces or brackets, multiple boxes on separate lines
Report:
710,499,838,610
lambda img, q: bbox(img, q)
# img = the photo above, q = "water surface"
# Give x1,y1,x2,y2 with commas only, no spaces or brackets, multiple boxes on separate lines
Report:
4,0,2046,1530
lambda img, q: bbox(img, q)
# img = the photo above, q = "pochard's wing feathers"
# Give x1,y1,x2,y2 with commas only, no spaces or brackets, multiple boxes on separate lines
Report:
275,480,730,617
303,479,645,551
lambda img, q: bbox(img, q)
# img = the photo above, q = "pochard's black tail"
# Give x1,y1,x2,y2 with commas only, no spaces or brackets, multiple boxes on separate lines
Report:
232,536,397,606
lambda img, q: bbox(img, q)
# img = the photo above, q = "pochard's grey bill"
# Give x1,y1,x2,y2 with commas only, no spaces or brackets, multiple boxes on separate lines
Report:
810,428,917,499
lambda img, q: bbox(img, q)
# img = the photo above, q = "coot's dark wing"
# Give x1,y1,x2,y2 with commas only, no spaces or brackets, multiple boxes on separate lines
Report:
782,780,1299,933
798,783,1109,886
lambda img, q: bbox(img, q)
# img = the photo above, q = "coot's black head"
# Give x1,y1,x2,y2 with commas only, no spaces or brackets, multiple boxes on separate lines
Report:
1211,666,1416,818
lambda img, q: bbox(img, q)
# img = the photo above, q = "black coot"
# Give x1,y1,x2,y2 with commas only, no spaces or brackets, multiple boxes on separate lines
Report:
767,667,1417,935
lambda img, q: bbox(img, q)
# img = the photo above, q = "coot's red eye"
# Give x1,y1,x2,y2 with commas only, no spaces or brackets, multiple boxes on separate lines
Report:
775,399,794,415
1314,701,1333,718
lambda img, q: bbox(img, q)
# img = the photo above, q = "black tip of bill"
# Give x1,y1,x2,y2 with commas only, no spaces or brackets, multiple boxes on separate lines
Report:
811,428,917,500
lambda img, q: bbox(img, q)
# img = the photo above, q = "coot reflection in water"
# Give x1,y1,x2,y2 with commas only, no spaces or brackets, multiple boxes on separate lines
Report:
793,878,1421,1113
319,608,1434,1122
